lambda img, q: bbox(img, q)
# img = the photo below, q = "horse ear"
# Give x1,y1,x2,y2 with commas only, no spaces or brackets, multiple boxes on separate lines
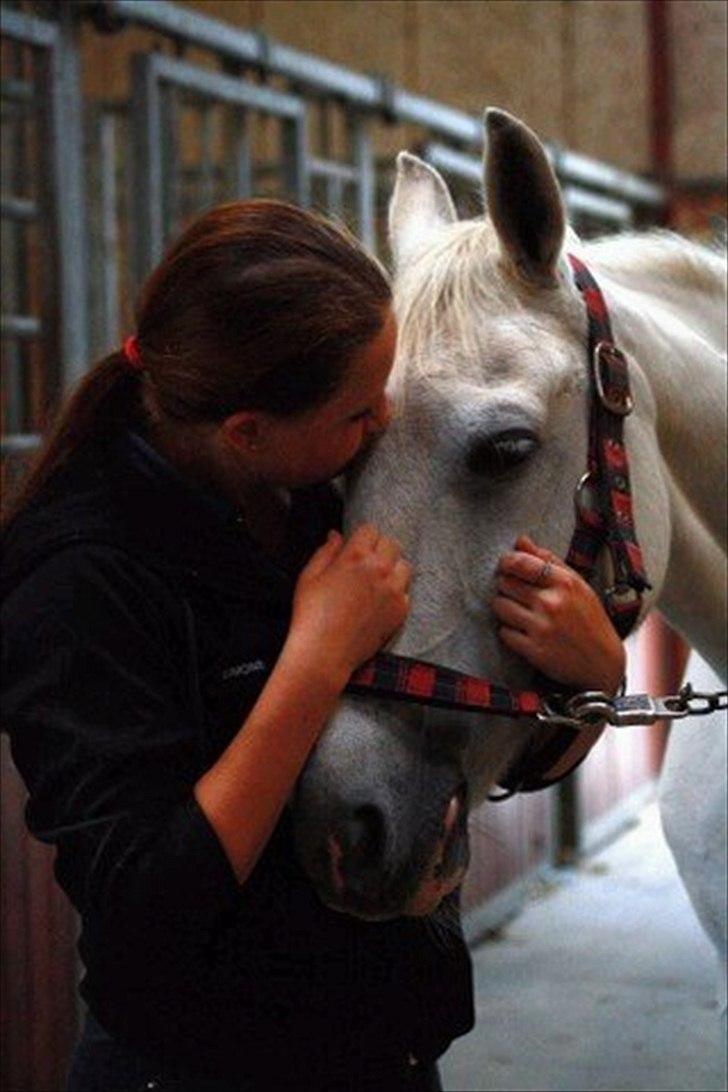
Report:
483,108,566,286
388,152,457,270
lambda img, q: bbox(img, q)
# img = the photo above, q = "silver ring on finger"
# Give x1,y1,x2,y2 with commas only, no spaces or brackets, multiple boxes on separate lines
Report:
537,560,554,586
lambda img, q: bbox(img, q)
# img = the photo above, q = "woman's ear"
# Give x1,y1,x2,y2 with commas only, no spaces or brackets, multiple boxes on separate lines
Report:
221,411,263,454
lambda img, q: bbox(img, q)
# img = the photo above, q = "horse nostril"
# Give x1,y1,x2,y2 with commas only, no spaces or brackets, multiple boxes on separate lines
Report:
343,804,387,875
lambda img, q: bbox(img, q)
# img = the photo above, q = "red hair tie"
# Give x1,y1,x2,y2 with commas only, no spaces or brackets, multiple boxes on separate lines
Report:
122,335,144,372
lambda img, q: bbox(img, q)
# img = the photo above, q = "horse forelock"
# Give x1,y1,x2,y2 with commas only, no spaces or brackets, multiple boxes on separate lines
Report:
390,215,585,403
392,219,506,371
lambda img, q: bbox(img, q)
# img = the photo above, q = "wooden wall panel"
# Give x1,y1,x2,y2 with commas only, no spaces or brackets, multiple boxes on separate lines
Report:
569,0,650,174
1,738,79,1092
672,0,728,180
461,788,553,916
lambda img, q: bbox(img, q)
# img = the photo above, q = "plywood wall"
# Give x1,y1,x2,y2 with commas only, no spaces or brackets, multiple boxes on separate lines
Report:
164,0,725,180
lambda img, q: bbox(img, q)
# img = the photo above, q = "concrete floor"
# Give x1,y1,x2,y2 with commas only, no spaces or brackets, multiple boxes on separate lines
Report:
440,802,727,1092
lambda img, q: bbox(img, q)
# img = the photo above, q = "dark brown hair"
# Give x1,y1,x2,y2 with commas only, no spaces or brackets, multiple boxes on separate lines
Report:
2,199,391,530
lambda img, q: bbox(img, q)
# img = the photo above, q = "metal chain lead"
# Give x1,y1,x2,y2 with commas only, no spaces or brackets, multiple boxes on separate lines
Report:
538,683,728,730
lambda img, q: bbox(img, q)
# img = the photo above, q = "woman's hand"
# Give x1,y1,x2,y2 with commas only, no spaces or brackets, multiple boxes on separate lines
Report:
492,533,626,694
288,523,411,685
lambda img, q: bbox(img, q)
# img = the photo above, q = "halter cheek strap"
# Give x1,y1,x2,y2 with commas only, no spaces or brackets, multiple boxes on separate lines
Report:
565,254,651,638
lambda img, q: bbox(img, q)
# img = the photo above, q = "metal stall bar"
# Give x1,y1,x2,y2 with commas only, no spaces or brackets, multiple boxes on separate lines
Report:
96,108,122,354
309,158,360,219
551,146,664,208
422,143,481,183
93,0,665,215
1,6,88,454
423,142,635,229
561,186,633,227
129,50,307,282
50,6,89,385
348,113,375,252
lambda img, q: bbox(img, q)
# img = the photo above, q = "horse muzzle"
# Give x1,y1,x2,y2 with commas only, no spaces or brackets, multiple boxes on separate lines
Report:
292,699,471,919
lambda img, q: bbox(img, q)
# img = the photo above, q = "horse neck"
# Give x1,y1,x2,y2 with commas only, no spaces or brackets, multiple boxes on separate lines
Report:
587,245,727,676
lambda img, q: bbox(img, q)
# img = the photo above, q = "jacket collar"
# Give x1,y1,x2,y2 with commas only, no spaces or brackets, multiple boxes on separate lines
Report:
2,426,341,603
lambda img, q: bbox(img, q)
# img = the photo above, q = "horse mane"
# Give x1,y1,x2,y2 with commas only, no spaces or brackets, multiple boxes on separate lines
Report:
584,229,727,299
393,223,726,386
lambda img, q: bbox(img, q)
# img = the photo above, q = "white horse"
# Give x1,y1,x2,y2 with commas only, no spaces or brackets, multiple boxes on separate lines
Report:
293,110,727,992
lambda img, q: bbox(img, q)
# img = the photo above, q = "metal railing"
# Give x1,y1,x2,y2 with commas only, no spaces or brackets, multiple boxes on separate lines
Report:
1,0,666,465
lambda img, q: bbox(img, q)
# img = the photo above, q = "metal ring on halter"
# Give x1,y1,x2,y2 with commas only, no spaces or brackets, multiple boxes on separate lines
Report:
603,581,641,608
574,471,598,518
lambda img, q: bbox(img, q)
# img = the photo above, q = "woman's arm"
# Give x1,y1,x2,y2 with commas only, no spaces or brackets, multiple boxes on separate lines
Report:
194,523,410,884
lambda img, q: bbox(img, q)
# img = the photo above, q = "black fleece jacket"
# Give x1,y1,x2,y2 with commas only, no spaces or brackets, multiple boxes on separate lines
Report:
1,424,474,1085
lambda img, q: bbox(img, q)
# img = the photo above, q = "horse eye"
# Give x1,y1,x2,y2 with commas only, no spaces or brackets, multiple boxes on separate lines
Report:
465,428,539,476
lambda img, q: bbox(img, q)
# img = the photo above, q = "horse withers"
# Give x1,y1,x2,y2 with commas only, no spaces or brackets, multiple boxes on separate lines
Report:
292,109,727,977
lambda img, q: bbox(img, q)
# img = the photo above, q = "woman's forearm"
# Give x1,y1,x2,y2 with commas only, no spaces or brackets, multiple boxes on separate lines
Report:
193,639,347,885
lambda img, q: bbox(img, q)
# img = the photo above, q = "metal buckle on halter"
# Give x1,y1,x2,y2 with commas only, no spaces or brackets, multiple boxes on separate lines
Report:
593,342,634,416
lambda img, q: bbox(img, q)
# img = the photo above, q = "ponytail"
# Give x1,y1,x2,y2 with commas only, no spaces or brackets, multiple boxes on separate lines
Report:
1,353,140,533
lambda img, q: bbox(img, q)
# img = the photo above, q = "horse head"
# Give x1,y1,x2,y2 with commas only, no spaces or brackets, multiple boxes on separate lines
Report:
292,109,669,921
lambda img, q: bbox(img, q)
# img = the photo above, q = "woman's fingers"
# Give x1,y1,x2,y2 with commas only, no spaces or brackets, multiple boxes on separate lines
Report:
496,573,540,608
373,532,403,568
498,625,536,659
498,548,568,587
492,594,537,634
300,530,343,579
346,522,380,553
514,534,560,563
392,557,413,593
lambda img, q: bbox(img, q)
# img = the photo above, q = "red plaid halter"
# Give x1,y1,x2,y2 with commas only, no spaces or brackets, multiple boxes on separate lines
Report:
564,254,651,638
345,257,651,796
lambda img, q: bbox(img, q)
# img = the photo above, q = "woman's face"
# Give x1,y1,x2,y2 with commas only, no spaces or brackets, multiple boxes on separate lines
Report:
225,308,397,489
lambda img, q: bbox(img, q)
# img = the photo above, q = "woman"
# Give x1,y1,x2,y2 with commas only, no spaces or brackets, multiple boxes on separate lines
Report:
1,200,624,1092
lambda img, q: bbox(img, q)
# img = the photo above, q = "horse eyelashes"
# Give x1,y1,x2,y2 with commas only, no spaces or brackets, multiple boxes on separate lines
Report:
465,428,539,477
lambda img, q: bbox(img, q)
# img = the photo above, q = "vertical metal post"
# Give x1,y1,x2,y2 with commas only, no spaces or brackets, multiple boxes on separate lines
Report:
99,111,120,353
325,174,344,219
130,52,164,285
348,112,375,251
554,775,581,865
50,6,89,387
282,112,310,207
222,107,252,197
2,38,28,433
198,99,216,211
161,83,181,238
